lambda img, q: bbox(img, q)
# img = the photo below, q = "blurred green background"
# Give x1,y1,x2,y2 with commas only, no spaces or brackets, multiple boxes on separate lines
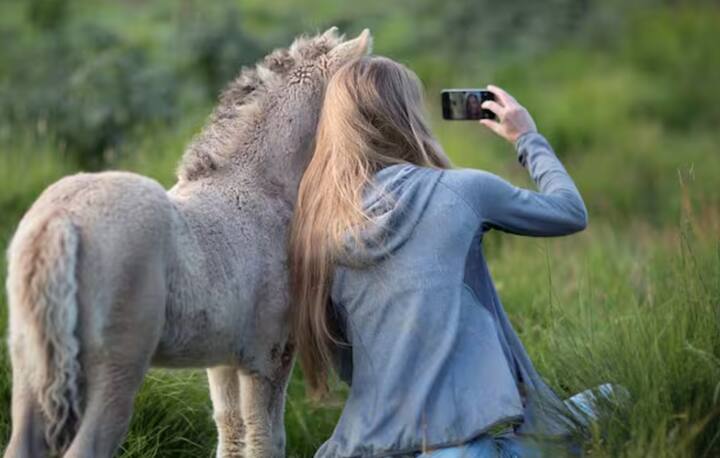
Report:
0,0,718,456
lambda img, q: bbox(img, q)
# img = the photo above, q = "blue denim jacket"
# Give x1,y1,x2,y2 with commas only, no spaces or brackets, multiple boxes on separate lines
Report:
315,132,588,458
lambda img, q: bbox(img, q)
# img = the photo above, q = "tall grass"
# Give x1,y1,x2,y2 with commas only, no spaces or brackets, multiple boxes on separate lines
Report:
486,201,720,456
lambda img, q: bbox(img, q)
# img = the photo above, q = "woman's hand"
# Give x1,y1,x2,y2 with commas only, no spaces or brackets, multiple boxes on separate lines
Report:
479,84,537,144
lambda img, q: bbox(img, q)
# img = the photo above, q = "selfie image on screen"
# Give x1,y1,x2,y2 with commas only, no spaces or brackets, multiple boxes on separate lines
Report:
466,92,483,119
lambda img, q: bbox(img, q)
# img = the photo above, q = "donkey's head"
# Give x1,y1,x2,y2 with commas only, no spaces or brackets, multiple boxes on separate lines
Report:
179,27,373,183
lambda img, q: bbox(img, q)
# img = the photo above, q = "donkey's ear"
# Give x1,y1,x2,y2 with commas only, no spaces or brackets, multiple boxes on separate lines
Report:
322,26,340,41
328,28,372,64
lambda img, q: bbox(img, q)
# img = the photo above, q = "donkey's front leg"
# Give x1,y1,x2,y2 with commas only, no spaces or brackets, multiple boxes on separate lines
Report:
208,366,245,458
239,344,294,458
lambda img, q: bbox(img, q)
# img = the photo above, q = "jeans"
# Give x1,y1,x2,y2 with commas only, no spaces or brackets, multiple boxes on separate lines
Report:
415,432,564,458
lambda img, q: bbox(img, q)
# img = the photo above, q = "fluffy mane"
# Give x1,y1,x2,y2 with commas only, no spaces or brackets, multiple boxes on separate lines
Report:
178,28,344,181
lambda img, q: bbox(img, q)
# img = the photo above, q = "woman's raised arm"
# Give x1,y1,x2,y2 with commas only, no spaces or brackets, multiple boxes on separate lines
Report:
441,84,587,236
472,132,587,235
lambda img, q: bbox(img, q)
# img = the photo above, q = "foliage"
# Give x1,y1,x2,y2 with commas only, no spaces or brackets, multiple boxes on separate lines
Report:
0,1,264,168
180,5,263,97
0,18,178,166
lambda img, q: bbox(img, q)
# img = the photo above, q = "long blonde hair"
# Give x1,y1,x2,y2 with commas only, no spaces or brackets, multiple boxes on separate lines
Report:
288,55,453,397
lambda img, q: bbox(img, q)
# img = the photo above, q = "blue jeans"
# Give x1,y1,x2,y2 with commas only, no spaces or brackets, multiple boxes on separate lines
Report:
415,432,546,458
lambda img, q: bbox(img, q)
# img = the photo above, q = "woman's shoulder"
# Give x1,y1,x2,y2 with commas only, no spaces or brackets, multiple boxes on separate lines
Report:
374,161,441,177
437,166,499,195
373,163,502,203
372,162,503,205
435,167,516,219
370,162,446,191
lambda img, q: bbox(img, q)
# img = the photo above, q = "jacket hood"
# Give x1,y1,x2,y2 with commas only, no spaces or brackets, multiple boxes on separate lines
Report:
335,163,443,267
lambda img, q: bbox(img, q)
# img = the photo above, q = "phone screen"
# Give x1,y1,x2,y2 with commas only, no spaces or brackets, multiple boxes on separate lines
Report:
441,89,496,121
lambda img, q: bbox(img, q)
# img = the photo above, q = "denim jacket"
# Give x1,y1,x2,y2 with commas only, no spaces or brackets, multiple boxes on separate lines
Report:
315,132,588,458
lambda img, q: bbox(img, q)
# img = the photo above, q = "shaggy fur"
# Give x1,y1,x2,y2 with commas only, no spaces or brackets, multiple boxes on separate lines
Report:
3,27,372,458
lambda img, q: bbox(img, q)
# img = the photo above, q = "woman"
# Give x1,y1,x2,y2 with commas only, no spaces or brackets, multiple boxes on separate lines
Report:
465,92,483,118
289,55,595,457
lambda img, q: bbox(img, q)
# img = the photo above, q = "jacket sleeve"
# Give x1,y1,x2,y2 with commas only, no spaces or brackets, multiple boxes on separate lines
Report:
444,132,588,236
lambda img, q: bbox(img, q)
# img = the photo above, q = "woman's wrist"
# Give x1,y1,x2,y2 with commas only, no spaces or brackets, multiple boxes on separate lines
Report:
514,131,546,167
513,130,539,149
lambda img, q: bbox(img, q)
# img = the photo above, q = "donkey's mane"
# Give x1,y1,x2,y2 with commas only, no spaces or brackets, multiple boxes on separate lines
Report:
178,28,344,181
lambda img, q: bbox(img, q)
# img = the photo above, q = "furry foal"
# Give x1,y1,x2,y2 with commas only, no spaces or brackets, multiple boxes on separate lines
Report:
3,28,372,458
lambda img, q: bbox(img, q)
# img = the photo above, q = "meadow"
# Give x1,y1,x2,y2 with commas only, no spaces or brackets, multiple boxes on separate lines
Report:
0,1,718,456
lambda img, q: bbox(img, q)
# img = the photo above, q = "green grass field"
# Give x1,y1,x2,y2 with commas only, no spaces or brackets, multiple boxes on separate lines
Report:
0,1,719,457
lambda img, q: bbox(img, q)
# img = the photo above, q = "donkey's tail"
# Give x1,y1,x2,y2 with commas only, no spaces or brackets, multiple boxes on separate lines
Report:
7,211,83,455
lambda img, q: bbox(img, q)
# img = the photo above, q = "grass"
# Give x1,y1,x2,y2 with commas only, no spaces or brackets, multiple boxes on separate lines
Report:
488,216,720,457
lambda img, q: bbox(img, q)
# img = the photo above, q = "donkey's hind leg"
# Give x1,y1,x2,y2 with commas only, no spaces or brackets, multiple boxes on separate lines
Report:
63,261,165,457
3,340,49,458
208,366,245,458
61,348,151,458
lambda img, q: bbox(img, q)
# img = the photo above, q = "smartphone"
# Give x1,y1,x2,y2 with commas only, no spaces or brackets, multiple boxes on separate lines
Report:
441,89,496,121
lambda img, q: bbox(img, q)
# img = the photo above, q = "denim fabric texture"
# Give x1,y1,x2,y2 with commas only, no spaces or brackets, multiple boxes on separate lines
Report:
315,132,588,458
416,433,540,458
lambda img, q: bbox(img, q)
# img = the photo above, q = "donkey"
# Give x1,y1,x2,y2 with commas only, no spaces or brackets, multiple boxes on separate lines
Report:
3,27,372,458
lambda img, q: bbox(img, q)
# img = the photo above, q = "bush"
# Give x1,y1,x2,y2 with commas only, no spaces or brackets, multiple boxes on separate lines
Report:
623,7,720,130
0,23,180,168
181,5,263,98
